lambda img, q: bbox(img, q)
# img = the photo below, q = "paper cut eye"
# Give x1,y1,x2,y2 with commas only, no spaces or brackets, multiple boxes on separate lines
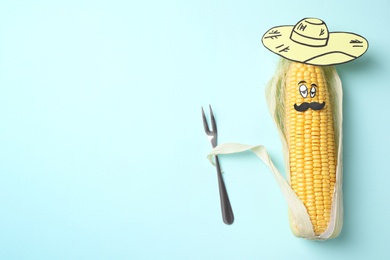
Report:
299,85,308,98
310,86,316,98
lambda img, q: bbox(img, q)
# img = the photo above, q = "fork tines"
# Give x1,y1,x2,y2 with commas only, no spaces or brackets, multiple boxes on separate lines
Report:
202,105,218,147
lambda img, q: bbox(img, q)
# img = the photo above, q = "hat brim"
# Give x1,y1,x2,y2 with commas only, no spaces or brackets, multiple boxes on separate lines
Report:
262,25,369,66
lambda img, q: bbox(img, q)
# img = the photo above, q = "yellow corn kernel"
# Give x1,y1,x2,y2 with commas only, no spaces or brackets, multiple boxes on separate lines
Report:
285,62,337,235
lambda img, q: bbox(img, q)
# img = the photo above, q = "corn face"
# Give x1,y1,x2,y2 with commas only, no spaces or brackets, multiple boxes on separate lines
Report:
285,62,337,235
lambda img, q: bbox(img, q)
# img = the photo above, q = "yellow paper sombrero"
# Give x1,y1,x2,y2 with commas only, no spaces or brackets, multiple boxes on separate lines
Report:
262,18,368,65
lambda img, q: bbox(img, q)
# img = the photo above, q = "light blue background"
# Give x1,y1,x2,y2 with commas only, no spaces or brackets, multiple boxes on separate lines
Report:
0,0,389,259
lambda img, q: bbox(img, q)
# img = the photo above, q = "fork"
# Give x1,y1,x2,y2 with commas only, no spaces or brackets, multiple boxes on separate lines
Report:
202,105,234,225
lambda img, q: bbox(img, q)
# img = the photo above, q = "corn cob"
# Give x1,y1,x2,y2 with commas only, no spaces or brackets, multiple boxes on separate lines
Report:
285,62,337,235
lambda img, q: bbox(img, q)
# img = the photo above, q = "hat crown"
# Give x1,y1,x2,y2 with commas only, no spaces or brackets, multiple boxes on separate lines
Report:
290,18,329,47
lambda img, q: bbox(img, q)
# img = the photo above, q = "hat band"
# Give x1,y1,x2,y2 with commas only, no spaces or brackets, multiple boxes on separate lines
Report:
290,30,328,47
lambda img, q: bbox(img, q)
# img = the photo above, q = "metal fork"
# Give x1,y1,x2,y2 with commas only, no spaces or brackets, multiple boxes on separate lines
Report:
202,105,234,225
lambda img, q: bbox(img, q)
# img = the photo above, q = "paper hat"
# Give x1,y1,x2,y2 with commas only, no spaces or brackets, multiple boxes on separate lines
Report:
262,18,368,65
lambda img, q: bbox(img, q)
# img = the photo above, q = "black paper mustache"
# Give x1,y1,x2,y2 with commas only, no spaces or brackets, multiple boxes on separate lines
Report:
294,102,326,112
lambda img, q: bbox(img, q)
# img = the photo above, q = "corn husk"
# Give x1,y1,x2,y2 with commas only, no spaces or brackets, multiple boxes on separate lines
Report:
208,58,343,240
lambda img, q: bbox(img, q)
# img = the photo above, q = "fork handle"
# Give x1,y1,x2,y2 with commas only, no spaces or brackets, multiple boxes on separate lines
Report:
215,156,234,225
